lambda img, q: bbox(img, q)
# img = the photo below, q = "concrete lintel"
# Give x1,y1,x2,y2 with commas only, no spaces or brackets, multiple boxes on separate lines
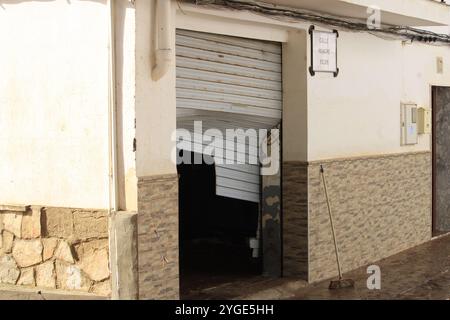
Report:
0,205,28,213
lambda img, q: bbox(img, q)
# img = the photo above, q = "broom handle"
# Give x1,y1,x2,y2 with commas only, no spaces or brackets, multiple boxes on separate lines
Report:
320,165,343,280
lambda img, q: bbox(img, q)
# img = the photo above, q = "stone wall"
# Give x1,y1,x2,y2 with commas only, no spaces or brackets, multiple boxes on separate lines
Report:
137,174,179,300
0,206,111,296
307,151,432,282
282,162,308,279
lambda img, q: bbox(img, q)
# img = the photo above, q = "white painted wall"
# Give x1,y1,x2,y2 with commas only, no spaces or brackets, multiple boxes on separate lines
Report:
1,0,448,208
0,0,110,209
307,29,450,160
282,30,308,162
135,0,178,178
174,4,450,163
115,0,137,211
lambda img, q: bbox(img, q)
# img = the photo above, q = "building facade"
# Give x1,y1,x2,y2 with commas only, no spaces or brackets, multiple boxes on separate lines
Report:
1,0,450,299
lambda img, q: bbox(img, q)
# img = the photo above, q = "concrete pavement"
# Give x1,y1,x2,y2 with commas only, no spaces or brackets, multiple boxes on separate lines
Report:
276,234,450,300
2,234,449,300
0,285,105,300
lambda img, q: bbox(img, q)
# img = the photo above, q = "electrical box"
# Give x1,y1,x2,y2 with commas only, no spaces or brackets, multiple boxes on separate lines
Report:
401,103,418,145
417,107,431,134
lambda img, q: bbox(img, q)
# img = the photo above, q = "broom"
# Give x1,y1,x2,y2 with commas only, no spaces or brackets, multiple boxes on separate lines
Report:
320,165,355,290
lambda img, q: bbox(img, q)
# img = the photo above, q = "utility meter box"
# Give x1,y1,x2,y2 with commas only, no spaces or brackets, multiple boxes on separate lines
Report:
417,107,431,134
401,103,418,145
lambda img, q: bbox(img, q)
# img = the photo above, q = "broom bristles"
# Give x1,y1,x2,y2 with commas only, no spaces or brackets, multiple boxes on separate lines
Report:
329,279,355,290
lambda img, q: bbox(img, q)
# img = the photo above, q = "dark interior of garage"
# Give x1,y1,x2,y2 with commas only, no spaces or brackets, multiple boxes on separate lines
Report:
177,151,262,299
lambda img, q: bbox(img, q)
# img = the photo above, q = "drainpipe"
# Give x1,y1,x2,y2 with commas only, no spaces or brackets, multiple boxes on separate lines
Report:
107,0,120,299
152,0,172,81
107,0,119,213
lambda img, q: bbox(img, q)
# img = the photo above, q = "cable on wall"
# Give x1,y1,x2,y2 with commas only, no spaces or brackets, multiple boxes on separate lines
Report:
186,0,450,45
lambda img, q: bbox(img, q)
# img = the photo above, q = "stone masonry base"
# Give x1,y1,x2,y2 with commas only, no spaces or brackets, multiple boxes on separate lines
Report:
0,206,111,296
283,151,432,283
138,174,179,300
282,162,308,280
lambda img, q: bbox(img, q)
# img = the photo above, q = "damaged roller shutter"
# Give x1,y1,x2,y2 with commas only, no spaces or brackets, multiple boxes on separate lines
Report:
176,29,282,203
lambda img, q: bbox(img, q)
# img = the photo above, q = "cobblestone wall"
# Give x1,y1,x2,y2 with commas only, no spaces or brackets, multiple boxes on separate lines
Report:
0,206,111,296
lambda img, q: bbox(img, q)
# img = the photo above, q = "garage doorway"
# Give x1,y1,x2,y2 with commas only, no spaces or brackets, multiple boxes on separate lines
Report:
175,30,283,298
178,151,262,298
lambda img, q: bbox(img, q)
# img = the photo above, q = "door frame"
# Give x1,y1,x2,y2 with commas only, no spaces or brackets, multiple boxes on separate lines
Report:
432,85,437,237
431,85,450,238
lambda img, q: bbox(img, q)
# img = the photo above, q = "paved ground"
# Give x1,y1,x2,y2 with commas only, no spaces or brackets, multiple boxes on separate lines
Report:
1,234,449,300
289,234,450,300
188,234,450,300
183,275,308,300
0,285,105,300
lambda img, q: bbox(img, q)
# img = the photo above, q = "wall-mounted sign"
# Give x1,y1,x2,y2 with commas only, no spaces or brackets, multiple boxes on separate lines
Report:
309,26,339,77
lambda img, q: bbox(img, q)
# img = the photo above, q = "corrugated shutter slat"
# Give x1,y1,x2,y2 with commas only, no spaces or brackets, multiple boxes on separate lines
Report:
176,30,282,203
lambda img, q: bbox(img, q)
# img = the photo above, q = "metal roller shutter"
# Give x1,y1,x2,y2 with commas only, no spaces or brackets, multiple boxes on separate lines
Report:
176,29,282,203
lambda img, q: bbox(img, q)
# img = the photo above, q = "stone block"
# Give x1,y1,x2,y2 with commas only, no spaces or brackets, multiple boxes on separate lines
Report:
74,239,108,256
12,239,43,268
1,231,14,254
77,245,110,282
42,238,59,261
3,212,22,238
91,279,112,297
73,210,109,240
0,255,20,285
21,206,42,239
0,205,27,212
54,240,75,264
17,267,35,287
36,261,56,289
56,261,91,292
42,208,74,239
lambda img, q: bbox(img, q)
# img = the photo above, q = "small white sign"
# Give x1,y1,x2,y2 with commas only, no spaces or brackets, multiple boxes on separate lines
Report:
311,30,338,74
